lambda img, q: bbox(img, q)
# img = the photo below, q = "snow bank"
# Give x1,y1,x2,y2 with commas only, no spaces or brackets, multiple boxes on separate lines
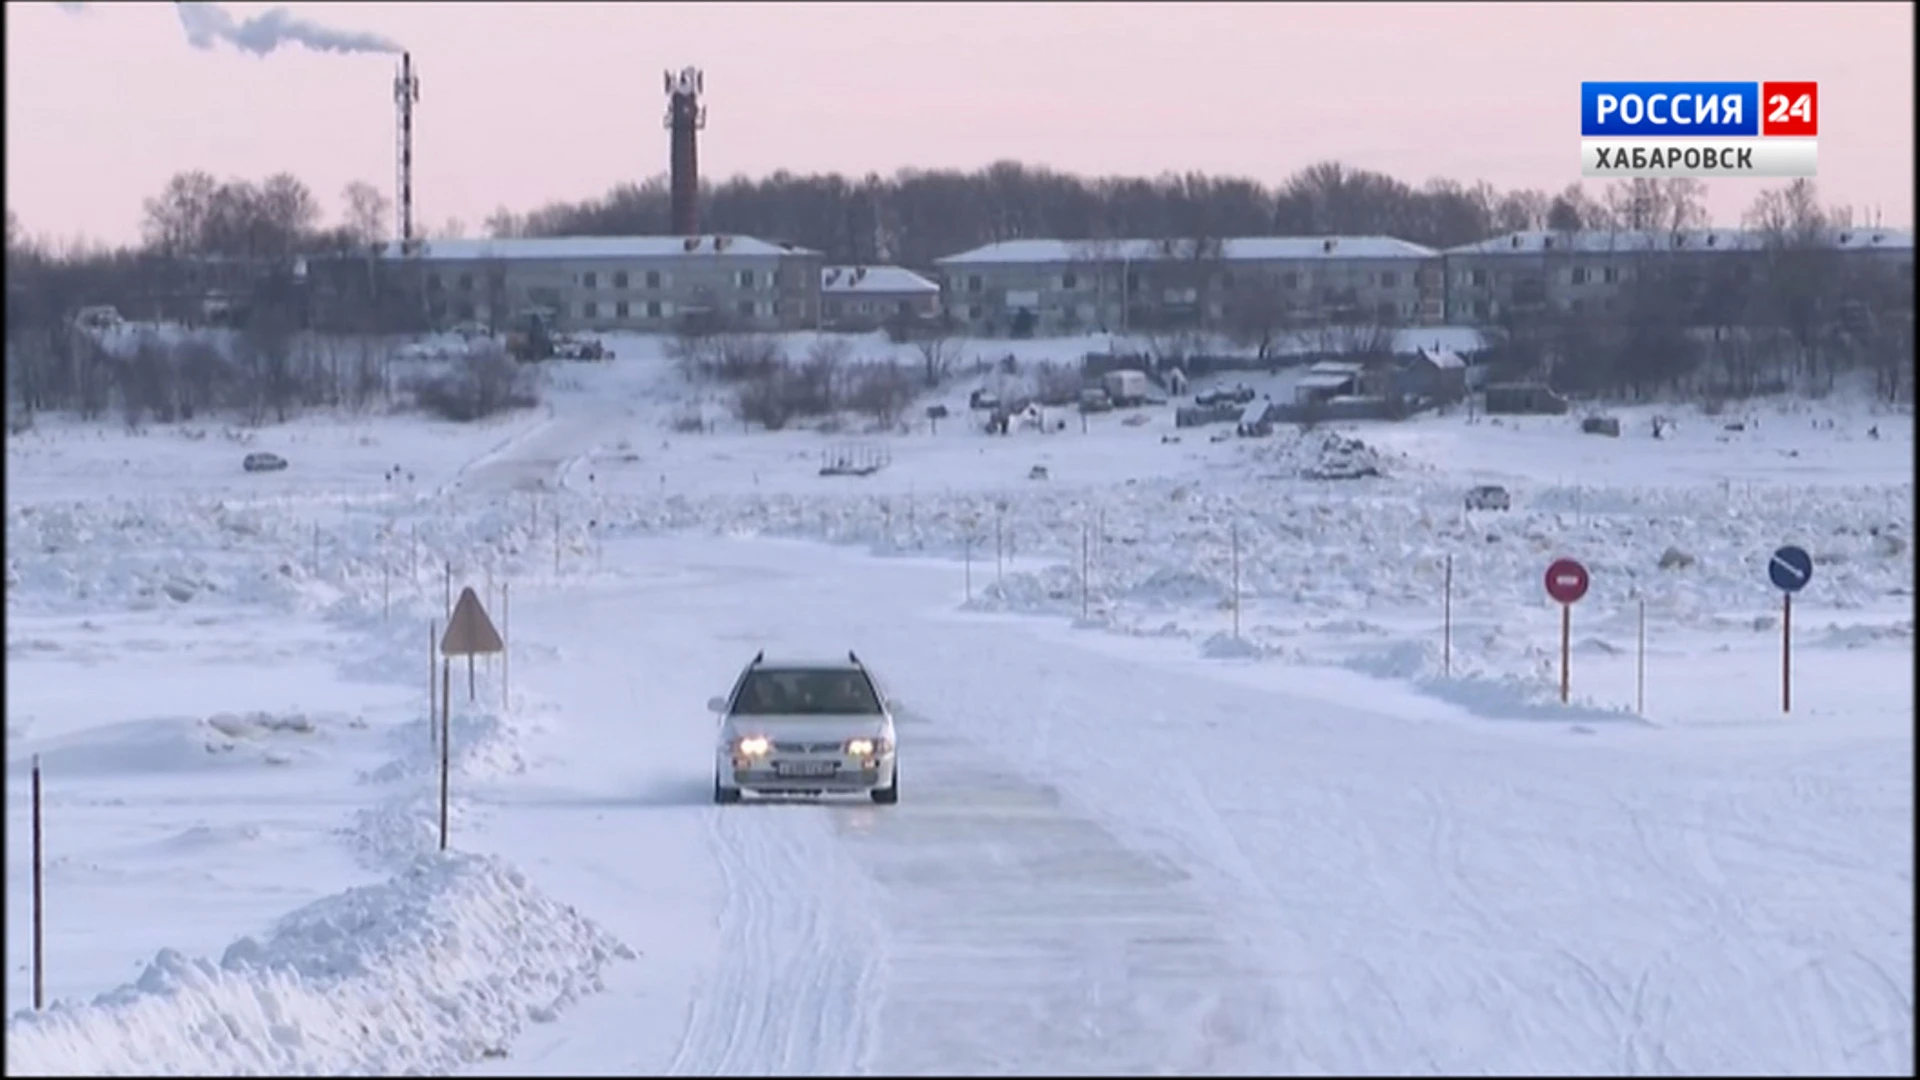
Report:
4,853,634,1077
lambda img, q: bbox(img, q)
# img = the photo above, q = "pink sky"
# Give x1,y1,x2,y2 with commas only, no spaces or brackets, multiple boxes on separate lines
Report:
6,1,1913,247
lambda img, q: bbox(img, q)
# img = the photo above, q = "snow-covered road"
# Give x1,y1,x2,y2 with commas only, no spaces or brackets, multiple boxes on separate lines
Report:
459,535,1913,1075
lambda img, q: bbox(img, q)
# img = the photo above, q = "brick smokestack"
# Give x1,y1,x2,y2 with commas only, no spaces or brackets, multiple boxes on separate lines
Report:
664,67,706,236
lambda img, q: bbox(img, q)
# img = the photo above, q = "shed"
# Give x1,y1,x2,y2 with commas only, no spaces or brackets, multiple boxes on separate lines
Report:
1400,347,1469,401
1295,371,1361,405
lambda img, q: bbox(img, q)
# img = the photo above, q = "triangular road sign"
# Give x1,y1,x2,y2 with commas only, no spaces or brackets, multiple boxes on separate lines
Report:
441,587,504,655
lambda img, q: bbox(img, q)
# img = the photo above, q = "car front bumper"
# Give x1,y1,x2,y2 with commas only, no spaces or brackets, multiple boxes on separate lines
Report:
727,753,894,792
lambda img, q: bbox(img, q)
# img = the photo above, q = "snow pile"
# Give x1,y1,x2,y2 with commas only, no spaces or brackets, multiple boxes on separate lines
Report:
1300,432,1388,480
25,712,351,776
4,853,634,1077
1245,430,1398,480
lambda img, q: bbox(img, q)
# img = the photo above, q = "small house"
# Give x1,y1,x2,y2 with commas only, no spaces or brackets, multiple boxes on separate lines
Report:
1294,362,1364,405
1400,348,1468,401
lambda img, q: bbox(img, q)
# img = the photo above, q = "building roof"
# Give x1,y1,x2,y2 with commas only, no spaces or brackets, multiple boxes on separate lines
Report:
934,236,1438,265
378,235,819,261
1446,228,1914,256
1414,347,1466,369
1307,360,1366,376
821,265,939,294
1297,372,1360,390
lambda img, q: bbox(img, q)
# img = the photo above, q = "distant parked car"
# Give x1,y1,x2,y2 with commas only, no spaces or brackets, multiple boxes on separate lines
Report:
1464,484,1510,511
242,452,288,473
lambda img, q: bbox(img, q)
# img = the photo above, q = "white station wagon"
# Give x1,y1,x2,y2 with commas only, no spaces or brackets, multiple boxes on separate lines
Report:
710,652,900,805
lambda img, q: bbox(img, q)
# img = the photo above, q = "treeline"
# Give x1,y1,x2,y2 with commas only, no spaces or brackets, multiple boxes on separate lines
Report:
4,164,1912,425
489,163,1715,268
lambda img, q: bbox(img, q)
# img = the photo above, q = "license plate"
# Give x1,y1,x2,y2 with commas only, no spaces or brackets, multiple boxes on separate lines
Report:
775,761,837,778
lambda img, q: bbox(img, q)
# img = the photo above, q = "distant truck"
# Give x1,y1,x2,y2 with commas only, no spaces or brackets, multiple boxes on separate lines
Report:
1101,369,1150,406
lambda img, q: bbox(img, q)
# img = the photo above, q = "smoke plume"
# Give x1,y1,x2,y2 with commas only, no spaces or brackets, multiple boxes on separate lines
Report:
56,2,403,57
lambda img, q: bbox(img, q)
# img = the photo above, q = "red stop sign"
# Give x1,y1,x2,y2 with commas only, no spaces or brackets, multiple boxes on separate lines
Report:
1544,557,1590,604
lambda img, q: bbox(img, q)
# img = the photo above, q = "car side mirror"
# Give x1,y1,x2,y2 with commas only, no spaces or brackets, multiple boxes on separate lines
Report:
706,696,728,715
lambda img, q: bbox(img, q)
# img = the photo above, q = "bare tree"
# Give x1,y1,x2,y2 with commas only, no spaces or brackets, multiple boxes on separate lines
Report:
1744,180,1841,389
914,331,958,388
797,337,850,414
341,181,392,247
846,361,915,428
1225,277,1293,361
1604,179,1708,233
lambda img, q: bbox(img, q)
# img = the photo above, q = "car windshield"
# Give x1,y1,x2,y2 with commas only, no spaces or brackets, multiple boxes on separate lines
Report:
731,668,882,716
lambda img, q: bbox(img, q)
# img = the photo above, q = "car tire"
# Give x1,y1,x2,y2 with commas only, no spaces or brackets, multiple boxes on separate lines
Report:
870,766,899,805
713,776,742,805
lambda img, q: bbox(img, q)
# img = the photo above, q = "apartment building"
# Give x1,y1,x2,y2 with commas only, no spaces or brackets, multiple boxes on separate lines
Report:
820,265,941,331
371,235,825,333
932,236,1443,338
1442,228,1915,324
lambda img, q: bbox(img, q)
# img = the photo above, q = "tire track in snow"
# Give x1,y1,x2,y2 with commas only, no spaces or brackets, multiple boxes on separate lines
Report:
825,716,1278,1075
664,802,881,1076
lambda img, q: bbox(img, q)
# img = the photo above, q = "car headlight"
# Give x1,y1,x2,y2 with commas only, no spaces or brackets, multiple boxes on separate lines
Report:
846,738,889,757
736,735,771,757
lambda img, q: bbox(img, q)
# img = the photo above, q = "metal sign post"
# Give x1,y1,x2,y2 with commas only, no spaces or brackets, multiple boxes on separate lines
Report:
1544,557,1592,704
1768,545,1813,714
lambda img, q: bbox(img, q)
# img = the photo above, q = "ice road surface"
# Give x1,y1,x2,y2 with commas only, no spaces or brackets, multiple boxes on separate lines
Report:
4,336,1912,1075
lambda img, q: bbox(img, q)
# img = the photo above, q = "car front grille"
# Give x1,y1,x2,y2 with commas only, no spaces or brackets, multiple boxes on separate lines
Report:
772,741,843,754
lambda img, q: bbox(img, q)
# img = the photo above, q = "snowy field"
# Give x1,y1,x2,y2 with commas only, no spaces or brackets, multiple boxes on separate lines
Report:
5,330,1913,1075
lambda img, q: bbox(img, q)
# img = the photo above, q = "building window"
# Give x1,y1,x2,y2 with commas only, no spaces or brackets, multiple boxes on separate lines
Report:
647,301,663,318
1062,272,1078,290
458,273,474,291
1603,266,1620,284
967,304,982,319
1470,269,1488,287
1571,267,1588,285
583,301,598,318
825,300,843,318
738,270,755,289
1378,271,1398,288
738,300,755,317
456,302,475,320
898,300,913,315
616,301,630,318
1281,272,1299,290
583,272,597,289
613,271,629,289
967,275,983,294
646,270,662,289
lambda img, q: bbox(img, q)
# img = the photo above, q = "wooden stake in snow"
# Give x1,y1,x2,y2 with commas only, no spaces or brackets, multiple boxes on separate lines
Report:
1443,553,1453,677
1230,523,1241,641
32,753,45,1011
438,659,451,852
502,582,511,709
1080,523,1090,619
1636,596,1647,716
428,619,438,749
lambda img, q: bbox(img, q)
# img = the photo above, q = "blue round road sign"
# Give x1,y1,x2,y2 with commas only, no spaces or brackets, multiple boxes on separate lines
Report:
1768,545,1813,593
